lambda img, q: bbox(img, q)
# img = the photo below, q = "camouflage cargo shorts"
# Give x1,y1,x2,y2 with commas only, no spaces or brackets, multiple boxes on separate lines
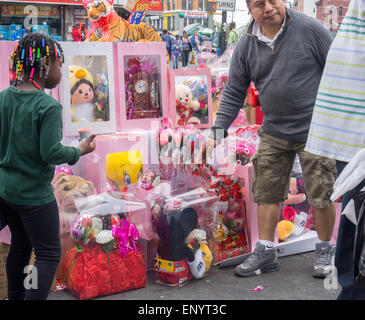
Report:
252,128,337,208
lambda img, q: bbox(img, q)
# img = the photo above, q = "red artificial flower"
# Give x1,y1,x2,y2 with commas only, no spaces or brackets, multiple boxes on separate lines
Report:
234,192,242,200
224,178,232,186
219,187,227,195
220,194,228,202
228,188,235,197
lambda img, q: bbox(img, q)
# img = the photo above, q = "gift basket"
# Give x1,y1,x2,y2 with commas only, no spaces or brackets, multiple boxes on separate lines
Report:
152,187,219,286
190,165,251,263
60,192,148,300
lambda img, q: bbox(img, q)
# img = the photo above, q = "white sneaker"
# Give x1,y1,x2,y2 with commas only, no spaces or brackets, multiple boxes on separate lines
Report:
188,249,206,279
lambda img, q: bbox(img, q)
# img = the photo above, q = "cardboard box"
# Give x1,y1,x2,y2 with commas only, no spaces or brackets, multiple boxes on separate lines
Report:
0,242,10,299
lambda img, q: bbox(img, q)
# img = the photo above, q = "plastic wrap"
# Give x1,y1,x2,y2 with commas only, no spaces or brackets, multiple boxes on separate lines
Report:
60,192,148,299
152,187,219,286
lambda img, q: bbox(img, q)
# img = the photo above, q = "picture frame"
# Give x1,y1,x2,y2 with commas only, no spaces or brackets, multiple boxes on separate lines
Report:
59,42,117,137
114,42,169,132
169,68,213,129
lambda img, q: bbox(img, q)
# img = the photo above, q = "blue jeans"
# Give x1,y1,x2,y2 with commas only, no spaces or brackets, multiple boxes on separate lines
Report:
335,160,365,300
172,55,179,69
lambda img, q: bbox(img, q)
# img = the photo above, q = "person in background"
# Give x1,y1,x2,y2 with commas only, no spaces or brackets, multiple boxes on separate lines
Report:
180,31,192,68
305,0,365,300
190,29,203,65
0,33,96,300
71,24,81,42
161,29,173,60
227,22,240,46
171,35,181,69
201,0,336,280
80,24,87,41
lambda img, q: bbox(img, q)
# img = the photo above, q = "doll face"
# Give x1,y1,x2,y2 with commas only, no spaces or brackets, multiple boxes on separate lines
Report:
176,85,192,107
71,82,94,105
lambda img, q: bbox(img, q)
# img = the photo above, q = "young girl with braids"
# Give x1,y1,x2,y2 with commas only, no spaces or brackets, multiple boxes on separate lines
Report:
0,33,96,300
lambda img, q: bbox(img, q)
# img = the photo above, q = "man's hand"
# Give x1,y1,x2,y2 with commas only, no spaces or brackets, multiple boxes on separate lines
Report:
78,134,96,156
199,137,217,164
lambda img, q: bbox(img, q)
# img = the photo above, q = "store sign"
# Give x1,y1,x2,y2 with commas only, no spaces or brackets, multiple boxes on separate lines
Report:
134,0,162,12
184,12,208,19
216,0,236,11
0,4,60,17
129,11,146,24
9,0,83,4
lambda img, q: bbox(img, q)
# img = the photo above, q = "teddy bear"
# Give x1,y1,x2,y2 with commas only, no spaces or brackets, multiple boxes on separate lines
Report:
69,65,95,123
175,84,201,126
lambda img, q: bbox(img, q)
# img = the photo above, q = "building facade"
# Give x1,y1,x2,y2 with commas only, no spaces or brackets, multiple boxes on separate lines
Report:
144,0,214,34
315,0,350,33
294,0,317,18
0,0,88,41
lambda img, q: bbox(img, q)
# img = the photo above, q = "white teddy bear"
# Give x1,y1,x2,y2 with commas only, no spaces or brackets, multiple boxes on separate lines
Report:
175,84,201,125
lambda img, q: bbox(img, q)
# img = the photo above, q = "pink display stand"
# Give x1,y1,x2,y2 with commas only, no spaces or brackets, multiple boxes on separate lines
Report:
114,42,168,132
0,41,15,92
169,68,213,129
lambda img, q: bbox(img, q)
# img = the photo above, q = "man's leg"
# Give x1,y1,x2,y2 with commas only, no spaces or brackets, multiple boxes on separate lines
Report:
234,128,295,277
298,148,337,278
314,204,336,242
258,204,281,242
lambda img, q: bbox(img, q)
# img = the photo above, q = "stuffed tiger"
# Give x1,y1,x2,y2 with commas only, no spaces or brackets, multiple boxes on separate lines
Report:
83,0,163,43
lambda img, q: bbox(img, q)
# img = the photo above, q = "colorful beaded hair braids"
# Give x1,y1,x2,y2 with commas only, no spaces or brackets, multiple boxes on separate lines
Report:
10,33,64,86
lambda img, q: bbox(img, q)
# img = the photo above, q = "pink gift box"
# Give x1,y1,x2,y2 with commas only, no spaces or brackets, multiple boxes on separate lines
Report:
169,68,213,129
0,41,14,92
114,42,169,132
82,131,159,194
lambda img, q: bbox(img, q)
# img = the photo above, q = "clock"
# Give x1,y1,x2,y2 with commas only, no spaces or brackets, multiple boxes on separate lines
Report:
135,80,148,94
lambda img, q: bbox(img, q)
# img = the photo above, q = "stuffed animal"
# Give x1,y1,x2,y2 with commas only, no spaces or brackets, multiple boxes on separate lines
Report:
82,0,163,43
155,207,207,279
106,150,143,192
69,65,95,123
175,84,201,126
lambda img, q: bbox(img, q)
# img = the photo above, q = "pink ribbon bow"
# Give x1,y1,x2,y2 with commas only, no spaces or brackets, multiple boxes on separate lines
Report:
112,218,139,258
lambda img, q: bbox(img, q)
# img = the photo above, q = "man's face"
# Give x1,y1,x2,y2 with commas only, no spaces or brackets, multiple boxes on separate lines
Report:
248,0,286,28
194,31,198,36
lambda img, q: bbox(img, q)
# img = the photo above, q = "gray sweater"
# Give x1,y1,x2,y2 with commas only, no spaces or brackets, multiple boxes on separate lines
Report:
212,9,333,142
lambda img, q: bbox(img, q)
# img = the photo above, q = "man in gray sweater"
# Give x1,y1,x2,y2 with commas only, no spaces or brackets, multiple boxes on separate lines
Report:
203,0,337,279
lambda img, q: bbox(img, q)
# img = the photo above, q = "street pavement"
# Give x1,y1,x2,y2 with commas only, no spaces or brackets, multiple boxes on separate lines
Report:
48,250,340,300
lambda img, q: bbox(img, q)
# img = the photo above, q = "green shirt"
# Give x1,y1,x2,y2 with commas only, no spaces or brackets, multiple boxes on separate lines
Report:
0,86,80,206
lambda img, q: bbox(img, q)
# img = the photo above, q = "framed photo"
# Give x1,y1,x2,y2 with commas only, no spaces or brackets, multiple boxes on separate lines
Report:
169,68,213,129
60,42,116,137
115,42,168,132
